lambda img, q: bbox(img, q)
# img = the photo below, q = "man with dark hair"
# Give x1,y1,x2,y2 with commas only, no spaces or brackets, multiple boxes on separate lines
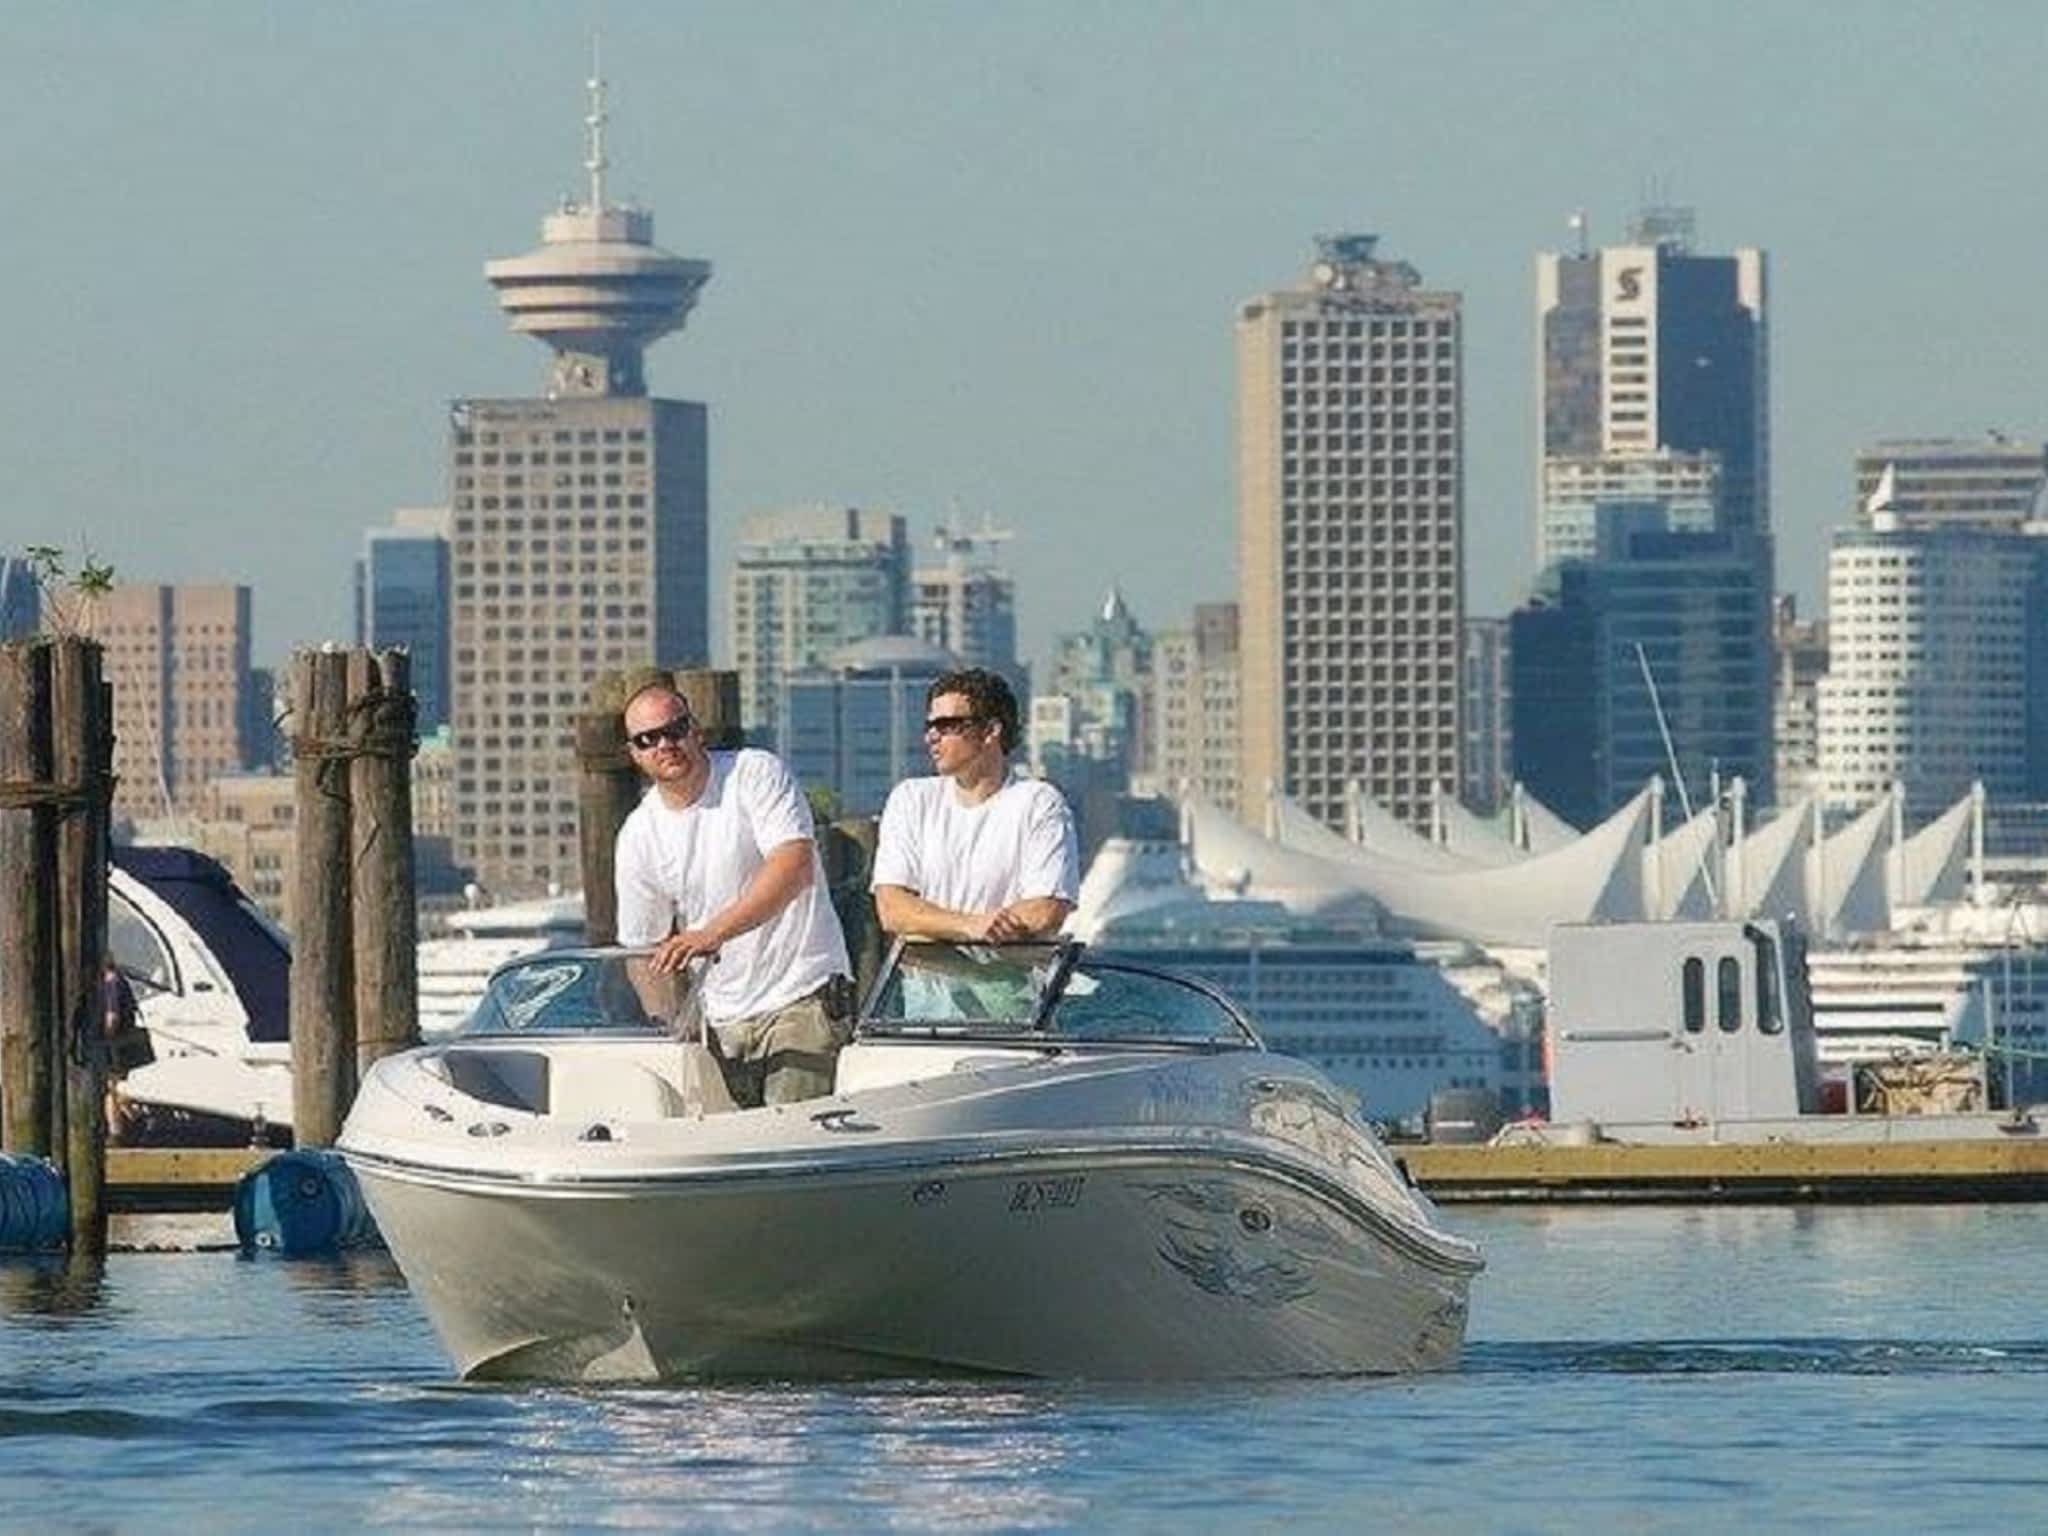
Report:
872,667,1079,941
614,681,853,1105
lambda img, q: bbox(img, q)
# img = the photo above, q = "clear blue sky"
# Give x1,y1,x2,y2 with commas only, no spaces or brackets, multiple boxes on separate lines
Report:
4,2,2044,669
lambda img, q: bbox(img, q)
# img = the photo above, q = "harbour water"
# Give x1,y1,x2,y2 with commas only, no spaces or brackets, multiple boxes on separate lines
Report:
5,1204,2047,1530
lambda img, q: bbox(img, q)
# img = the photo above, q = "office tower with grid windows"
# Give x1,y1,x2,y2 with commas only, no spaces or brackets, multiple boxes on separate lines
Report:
1237,234,1463,833
355,507,453,735
450,74,711,897
728,505,909,740
1853,435,2047,531
1537,207,1768,554
84,583,255,825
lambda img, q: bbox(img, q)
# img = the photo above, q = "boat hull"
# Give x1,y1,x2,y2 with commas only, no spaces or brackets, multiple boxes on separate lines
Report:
352,1141,1473,1382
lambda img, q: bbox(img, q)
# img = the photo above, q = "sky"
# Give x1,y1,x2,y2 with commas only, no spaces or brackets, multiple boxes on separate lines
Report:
4,2,2046,671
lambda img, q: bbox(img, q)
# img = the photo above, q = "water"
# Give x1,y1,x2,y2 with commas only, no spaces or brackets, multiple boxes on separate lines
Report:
5,1205,2048,1530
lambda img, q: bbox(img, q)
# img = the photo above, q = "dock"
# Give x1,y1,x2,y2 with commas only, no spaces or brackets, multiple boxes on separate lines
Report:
1400,1137,2048,1203
108,1148,268,1213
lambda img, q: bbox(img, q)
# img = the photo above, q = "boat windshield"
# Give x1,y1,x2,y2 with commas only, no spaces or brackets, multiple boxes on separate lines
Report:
457,950,689,1039
862,941,1259,1049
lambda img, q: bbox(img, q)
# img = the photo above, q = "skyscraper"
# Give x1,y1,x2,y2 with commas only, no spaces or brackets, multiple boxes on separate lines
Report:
910,524,1018,679
0,554,38,640
1816,521,2048,818
1853,435,2047,531
1237,234,1463,832
727,505,909,738
1148,601,1241,816
1537,206,1769,548
356,507,452,734
450,72,711,896
84,584,255,824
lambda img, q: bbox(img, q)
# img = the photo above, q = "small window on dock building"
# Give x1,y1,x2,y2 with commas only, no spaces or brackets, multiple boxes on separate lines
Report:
1717,957,1742,1033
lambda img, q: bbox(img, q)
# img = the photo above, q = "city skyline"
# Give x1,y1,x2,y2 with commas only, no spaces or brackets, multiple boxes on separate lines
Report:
5,6,2047,667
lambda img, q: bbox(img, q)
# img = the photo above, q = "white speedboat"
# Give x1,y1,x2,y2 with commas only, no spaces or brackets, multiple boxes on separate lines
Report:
339,940,1482,1382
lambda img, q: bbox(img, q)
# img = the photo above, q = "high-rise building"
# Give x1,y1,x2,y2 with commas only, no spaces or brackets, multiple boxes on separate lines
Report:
85,584,256,824
728,505,909,738
1772,595,1828,808
1537,207,1769,544
779,636,956,817
1238,234,1463,832
356,507,453,734
1460,618,1512,816
1539,450,1721,568
1853,435,2048,531
1511,515,1773,824
1816,521,2048,818
450,73,711,896
910,524,1017,679
1148,601,1241,816
0,554,38,639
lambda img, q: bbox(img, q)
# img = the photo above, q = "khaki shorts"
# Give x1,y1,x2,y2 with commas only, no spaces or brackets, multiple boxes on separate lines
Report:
715,983,855,1106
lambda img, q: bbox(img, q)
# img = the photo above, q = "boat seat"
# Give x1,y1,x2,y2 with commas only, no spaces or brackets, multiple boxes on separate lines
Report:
550,1060,692,1124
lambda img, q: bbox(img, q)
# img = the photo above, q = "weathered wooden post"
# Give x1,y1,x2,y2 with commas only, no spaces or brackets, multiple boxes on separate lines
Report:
348,648,420,1074
576,670,651,947
576,667,743,946
50,639,113,1253
824,816,883,1000
289,647,355,1146
675,668,743,749
0,640,56,1155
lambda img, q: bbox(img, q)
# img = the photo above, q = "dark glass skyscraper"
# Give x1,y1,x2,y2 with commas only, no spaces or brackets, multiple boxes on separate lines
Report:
356,508,452,734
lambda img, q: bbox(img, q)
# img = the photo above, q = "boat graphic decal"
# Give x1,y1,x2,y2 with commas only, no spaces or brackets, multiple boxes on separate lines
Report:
1155,1223,1314,1305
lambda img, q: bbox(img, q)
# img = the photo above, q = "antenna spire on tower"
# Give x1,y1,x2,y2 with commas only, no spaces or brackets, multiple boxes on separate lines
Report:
584,35,609,213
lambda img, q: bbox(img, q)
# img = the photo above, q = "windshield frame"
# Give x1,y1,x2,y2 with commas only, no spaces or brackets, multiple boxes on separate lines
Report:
459,945,691,1040
857,938,1263,1051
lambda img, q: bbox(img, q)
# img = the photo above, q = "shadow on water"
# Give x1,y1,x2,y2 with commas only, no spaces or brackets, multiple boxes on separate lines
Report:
0,1252,106,1319
1466,1337,2048,1376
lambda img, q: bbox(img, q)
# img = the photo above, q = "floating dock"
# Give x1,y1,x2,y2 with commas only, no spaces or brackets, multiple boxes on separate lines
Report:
1401,1137,2048,1203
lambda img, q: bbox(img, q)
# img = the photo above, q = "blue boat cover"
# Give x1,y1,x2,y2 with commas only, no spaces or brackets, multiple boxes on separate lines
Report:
112,846,291,1044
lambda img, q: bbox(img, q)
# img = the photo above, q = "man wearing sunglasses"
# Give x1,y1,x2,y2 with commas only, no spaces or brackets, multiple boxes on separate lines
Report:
614,679,852,1105
871,667,1079,943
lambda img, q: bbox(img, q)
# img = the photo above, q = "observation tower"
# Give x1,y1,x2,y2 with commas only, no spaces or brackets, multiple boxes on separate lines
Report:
484,66,710,399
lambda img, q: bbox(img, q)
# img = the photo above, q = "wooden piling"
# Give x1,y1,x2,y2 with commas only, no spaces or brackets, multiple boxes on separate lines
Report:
290,648,355,1147
576,667,743,946
347,648,420,1074
50,640,112,1252
0,640,56,1155
675,668,742,749
574,681,641,948
824,816,883,999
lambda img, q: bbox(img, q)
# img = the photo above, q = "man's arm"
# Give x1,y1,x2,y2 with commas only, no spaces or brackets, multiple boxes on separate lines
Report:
648,840,815,973
875,884,996,942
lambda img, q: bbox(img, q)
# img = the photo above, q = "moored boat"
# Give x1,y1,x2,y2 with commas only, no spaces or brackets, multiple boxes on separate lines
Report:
339,939,1482,1381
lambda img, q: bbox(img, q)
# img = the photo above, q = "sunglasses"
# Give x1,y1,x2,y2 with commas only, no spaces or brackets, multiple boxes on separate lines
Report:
627,714,694,752
924,714,987,737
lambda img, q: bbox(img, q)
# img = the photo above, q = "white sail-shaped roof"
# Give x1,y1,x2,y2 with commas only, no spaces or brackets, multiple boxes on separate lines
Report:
1067,837,1198,942
1433,789,1527,868
1184,797,1386,921
1262,784,1653,946
1807,796,1892,938
1889,788,1974,909
1339,786,1478,872
1644,806,1719,920
1725,798,1812,921
1514,786,1584,855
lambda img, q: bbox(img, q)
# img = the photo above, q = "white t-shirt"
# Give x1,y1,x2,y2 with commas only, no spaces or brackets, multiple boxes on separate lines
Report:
871,770,1079,914
614,749,849,1025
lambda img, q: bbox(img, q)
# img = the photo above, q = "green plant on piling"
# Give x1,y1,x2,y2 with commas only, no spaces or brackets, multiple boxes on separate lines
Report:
22,543,115,637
